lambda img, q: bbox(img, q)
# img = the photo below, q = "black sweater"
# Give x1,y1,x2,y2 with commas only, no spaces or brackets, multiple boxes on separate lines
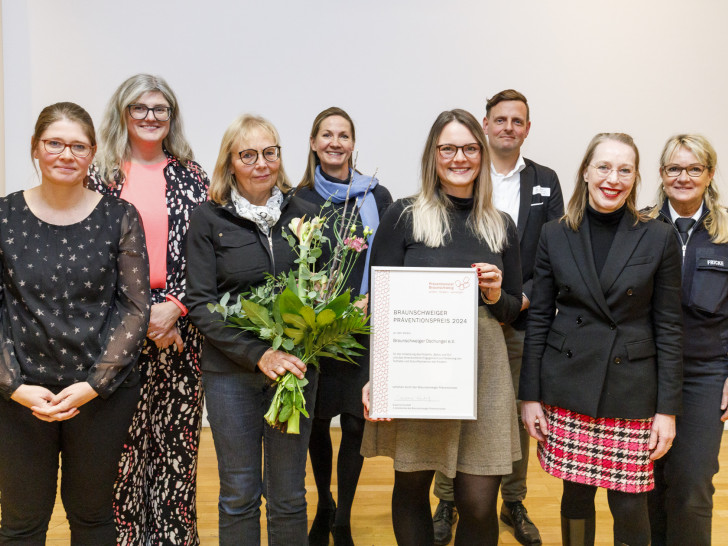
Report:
370,196,522,324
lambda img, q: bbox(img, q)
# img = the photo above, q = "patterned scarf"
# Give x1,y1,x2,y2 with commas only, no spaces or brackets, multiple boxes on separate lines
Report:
230,186,283,235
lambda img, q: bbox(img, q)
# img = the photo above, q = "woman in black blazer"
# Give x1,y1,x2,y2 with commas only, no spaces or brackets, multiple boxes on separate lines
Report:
519,133,683,546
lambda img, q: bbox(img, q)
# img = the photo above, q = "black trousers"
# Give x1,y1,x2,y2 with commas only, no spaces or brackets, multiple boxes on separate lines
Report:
0,384,139,545
649,363,726,546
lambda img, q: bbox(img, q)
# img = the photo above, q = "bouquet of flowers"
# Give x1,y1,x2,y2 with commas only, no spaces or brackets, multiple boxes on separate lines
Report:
208,191,374,434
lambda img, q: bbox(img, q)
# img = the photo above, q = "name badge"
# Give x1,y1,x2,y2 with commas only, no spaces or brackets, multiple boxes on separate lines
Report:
698,257,727,269
533,185,551,197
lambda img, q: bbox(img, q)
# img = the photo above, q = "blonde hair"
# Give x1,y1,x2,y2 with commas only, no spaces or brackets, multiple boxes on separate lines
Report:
406,109,507,252
209,114,291,204
564,132,648,231
650,134,728,243
299,106,356,189
95,74,194,182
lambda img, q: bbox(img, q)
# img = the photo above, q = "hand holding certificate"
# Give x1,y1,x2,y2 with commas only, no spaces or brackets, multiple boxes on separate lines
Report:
368,267,478,419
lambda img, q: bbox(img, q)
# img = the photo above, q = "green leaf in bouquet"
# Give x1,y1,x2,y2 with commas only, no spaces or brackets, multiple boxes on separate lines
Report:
307,256,317,264
240,299,274,329
272,335,282,350
282,313,308,330
316,309,336,327
309,247,322,259
300,306,317,329
283,327,305,344
279,287,304,315
278,404,293,423
323,292,351,317
281,338,295,351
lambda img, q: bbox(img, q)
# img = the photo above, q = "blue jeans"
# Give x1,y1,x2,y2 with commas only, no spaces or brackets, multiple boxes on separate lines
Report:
203,369,318,546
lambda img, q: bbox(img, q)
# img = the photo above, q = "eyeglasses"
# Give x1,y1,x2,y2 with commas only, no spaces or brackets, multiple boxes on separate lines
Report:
662,164,707,178
41,139,94,158
127,104,173,121
238,146,281,165
437,143,481,159
589,164,635,180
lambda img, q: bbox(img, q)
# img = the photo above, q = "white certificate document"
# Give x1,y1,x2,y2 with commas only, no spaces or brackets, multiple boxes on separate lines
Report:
369,267,478,419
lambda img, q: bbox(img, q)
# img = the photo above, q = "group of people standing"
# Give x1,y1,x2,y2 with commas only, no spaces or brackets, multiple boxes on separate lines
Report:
0,74,724,546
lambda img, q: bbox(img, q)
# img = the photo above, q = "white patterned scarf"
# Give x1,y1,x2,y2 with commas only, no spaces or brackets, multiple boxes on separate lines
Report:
230,186,283,235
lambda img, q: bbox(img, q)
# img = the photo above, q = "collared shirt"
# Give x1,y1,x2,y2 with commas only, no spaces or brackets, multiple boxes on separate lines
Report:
491,155,526,227
668,201,703,238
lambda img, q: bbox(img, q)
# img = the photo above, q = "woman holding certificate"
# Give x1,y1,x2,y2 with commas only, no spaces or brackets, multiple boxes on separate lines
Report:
519,133,683,546
361,109,522,546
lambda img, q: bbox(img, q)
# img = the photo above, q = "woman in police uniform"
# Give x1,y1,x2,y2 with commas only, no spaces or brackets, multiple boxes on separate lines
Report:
648,134,728,546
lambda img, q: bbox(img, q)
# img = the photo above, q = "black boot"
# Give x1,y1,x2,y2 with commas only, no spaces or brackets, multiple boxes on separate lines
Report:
309,493,336,546
332,523,355,546
433,500,458,545
561,515,595,546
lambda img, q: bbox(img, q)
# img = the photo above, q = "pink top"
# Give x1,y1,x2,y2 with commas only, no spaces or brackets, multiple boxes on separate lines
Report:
120,160,168,289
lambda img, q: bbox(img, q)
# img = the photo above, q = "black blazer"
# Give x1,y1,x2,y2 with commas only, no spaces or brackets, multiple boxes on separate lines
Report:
512,158,564,330
520,210,683,419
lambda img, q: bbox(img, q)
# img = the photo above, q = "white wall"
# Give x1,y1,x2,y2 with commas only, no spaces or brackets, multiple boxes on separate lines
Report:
3,0,728,207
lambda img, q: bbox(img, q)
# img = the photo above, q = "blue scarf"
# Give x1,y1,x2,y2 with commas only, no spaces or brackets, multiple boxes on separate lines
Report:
313,166,380,294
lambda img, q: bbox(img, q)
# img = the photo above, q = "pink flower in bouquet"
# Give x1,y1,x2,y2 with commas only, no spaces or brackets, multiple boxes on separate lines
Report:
344,236,368,253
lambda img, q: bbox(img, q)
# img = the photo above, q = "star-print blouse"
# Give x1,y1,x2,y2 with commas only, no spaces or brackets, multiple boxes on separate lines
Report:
0,192,151,400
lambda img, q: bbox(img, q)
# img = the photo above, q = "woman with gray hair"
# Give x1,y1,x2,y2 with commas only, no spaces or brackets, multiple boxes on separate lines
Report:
88,73,209,545
648,134,728,546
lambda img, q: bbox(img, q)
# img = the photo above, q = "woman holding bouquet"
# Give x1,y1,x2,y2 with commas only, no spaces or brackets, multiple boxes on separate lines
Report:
361,109,523,546
186,114,320,545
297,106,392,546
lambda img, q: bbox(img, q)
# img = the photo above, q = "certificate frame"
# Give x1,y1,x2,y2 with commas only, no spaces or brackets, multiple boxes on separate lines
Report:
369,266,479,419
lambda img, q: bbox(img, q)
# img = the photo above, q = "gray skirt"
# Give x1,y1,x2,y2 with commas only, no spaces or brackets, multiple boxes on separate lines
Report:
361,306,520,477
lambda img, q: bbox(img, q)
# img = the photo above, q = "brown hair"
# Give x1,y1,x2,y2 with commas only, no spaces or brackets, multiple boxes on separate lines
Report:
564,132,647,230
485,89,529,121
299,106,356,189
31,102,96,160
406,109,508,251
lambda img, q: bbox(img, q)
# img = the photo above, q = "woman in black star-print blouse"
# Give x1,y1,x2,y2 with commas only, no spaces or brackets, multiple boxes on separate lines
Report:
0,102,150,545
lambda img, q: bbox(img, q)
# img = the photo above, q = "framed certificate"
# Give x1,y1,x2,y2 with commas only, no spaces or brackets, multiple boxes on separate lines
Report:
369,267,478,419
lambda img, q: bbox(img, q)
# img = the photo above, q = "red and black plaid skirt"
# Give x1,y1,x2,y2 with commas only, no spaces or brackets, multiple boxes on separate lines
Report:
537,404,655,493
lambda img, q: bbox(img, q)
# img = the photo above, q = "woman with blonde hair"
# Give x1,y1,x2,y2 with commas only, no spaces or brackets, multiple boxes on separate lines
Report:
520,133,683,546
88,73,209,545
648,134,728,546
186,114,319,545
297,106,392,546
361,109,522,546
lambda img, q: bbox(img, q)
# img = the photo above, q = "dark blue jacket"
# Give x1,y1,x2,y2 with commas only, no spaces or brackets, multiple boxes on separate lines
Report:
657,201,728,369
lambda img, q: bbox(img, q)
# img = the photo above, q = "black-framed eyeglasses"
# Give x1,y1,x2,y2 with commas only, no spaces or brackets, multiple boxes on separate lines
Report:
662,164,707,178
589,164,635,181
41,139,94,158
437,143,481,159
238,145,281,165
127,104,173,121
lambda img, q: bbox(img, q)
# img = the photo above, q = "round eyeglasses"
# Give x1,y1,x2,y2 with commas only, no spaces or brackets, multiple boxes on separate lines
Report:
127,104,173,121
662,164,707,178
41,139,94,158
589,164,635,181
238,146,281,165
